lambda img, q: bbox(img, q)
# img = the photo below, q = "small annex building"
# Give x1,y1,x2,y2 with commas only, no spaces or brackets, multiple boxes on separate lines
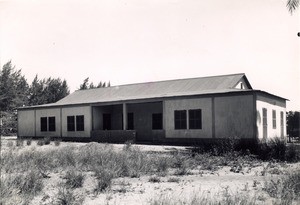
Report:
17,73,287,144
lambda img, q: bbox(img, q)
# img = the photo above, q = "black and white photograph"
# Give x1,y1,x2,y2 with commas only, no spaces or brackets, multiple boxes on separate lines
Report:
0,0,299,204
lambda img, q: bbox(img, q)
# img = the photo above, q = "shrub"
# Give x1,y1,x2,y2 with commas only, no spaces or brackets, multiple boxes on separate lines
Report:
44,137,51,145
264,170,300,203
94,168,113,194
56,187,78,205
37,139,44,146
2,170,44,196
257,137,299,162
64,170,84,189
7,140,14,148
167,177,180,183
26,139,32,146
54,139,61,146
16,139,24,147
156,156,170,174
149,175,161,183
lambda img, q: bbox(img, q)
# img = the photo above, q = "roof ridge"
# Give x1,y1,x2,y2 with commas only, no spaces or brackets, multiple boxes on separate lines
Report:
74,73,245,92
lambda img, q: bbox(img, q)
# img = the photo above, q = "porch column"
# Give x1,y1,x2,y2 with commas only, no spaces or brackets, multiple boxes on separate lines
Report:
123,103,127,130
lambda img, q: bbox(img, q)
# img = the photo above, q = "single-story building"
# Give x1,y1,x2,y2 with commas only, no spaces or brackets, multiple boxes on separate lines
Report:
17,73,287,144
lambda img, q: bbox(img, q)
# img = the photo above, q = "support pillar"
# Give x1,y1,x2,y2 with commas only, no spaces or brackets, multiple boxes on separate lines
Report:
123,103,127,130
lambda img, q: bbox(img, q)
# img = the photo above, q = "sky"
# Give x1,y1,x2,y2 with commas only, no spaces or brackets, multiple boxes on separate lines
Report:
0,0,299,110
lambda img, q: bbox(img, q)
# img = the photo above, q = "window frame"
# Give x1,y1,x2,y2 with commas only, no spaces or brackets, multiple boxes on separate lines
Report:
76,115,85,131
174,110,187,130
272,110,276,129
67,116,75,131
40,117,48,132
48,116,56,132
188,109,202,129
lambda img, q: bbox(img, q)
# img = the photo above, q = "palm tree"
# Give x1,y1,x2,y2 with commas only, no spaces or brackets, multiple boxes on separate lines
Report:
287,0,299,13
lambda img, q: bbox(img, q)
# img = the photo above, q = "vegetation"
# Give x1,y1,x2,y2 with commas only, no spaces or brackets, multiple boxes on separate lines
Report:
287,0,299,13
0,61,70,136
0,139,299,204
79,77,110,90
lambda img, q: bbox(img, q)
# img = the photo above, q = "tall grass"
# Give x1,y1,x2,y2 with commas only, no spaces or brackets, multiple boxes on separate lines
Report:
264,170,300,204
150,190,259,205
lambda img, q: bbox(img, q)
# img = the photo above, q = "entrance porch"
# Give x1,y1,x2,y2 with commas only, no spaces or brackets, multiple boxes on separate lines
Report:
90,101,165,143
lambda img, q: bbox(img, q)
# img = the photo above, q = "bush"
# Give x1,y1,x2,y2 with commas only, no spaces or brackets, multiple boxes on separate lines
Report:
257,137,299,162
56,187,78,205
167,177,180,183
94,168,113,194
64,170,84,189
44,137,51,145
264,170,300,203
54,139,61,146
37,139,44,146
149,175,161,183
16,139,24,147
26,139,32,146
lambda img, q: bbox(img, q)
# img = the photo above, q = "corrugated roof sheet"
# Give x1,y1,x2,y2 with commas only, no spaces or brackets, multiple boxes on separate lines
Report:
21,73,252,108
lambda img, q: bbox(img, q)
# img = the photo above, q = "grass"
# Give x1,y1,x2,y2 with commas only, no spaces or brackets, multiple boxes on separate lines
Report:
150,190,260,205
1,138,299,204
94,167,114,194
264,170,300,203
149,175,161,183
63,170,84,189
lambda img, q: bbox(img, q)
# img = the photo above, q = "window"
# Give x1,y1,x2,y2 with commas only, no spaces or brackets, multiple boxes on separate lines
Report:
67,116,75,131
280,111,284,137
189,109,202,129
48,117,56,131
127,113,134,130
174,110,187,129
41,117,47,132
152,113,162,130
272,110,276,129
76,115,84,131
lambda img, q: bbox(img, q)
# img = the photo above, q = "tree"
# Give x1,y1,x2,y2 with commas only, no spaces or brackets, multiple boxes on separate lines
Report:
79,77,90,90
0,61,29,111
79,78,111,90
287,0,299,13
28,75,70,105
287,111,300,140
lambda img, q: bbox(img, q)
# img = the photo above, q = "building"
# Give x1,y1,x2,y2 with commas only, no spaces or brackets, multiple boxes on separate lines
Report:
17,73,287,144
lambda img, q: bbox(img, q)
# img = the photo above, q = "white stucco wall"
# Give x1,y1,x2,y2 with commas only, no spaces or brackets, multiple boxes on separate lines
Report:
18,109,35,137
62,106,91,137
214,95,254,139
256,94,286,140
35,108,61,137
164,97,212,139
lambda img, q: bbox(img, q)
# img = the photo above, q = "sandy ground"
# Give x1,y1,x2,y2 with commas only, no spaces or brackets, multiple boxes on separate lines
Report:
1,137,300,205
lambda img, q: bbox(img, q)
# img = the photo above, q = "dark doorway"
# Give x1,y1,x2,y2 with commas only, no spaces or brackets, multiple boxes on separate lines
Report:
127,113,134,130
103,113,111,130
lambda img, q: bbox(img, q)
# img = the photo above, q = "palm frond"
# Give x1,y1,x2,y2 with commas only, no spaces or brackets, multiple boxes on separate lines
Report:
287,0,299,14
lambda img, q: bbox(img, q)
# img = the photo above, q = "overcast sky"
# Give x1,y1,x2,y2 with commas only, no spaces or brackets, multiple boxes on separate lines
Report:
0,0,299,110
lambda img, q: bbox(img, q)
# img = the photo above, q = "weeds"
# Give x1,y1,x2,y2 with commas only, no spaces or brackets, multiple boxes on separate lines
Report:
54,139,61,146
44,137,51,145
26,138,32,146
94,167,113,194
264,170,300,203
167,177,180,183
56,187,79,205
16,139,24,147
149,175,161,183
64,170,84,189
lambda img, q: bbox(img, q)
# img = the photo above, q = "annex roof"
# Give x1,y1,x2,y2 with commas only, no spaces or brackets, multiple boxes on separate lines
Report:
21,73,256,109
